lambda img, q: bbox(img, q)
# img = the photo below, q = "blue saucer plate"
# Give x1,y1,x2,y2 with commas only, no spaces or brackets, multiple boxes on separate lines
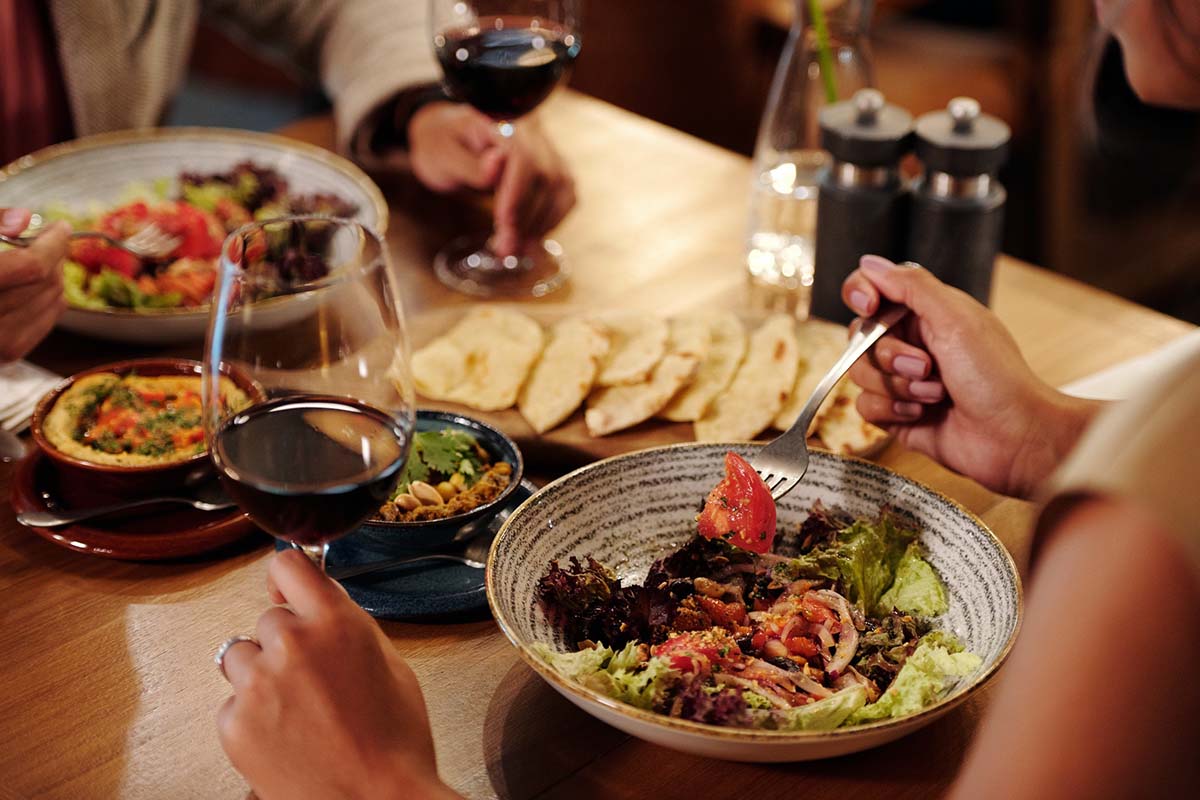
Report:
276,479,534,619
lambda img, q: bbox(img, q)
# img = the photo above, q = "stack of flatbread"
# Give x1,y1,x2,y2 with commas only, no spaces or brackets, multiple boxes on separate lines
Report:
411,305,888,455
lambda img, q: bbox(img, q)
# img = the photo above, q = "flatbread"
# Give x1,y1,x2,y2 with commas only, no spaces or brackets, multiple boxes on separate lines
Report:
411,307,544,412
411,338,467,399
585,317,711,436
814,378,890,455
594,311,669,386
658,311,747,422
694,314,800,442
773,319,849,431
518,317,611,433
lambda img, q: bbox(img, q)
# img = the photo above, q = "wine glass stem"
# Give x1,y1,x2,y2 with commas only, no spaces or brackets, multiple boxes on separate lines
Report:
295,542,329,573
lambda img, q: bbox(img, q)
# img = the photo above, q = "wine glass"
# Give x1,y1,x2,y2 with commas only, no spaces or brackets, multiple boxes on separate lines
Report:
429,0,582,298
202,217,415,572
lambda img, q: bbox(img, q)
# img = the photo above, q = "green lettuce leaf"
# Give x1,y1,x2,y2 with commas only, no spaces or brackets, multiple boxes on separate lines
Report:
534,642,613,680
181,182,234,213
742,691,775,710
776,512,918,614
116,178,173,206
534,642,680,711
62,261,108,309
89,269,181,310
845,635,981,725
878,542,949,617
752,685,868,731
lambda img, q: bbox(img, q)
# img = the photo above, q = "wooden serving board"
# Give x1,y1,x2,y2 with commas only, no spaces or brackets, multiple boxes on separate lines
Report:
407,303,853,475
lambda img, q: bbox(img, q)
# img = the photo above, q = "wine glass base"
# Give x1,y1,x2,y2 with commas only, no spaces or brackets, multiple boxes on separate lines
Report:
433,237,568,298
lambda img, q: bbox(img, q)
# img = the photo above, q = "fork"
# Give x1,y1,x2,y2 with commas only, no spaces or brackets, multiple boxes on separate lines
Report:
752,303,910,502
0,223,181,260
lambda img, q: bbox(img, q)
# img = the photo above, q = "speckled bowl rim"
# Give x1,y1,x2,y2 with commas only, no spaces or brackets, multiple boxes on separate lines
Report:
0,126,389,319
487,441,1024,742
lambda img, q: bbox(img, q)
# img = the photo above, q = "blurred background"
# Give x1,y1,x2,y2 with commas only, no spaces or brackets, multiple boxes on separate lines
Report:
178,0,1200,323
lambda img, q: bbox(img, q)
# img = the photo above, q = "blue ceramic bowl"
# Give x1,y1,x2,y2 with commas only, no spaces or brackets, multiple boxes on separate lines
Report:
355,410,524,553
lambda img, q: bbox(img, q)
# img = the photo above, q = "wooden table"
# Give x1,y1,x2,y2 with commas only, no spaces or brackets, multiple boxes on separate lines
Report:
0,92,1192,800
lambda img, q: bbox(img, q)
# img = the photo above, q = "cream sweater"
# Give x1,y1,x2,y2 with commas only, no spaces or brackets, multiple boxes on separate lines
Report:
48,0,440,155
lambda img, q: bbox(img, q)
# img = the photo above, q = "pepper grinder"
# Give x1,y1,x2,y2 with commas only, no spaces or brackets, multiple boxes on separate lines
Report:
908,97,1010,304
811,88,913,324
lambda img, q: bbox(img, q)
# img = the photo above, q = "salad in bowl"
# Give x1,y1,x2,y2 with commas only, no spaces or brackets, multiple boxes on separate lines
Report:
487,443,1021,761
536,453,981,732
55,161,356,312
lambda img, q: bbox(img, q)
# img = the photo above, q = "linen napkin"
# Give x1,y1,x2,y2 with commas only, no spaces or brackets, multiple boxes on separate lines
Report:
1059,328,1200,401
0,360,61,432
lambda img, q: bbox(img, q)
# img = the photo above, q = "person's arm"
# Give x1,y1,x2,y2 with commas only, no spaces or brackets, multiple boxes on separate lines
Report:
216,549,461,800
201,0,438,158
203,0,577,258
0,209,69,362
840,255,1102,497
948,494,1200,799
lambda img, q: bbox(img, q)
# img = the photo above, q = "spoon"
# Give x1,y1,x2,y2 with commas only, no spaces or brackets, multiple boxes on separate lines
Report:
17,480,234,528
327,480,535,581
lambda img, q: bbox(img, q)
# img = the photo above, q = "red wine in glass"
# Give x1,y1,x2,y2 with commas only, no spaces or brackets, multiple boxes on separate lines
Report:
212,396,408,546
436,16,580,120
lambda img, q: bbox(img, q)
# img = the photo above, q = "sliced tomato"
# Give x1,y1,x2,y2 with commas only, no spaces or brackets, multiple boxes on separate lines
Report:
70,238,142,278
696,596,748,630
157,265,216,306
785,636,820,658
696,451,777,554
651,629,741,675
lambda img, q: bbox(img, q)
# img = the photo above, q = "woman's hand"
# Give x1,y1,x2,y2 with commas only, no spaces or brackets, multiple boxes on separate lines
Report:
216,549,459,800
0,209,68,362
407,101,576,258
842,255,1100,498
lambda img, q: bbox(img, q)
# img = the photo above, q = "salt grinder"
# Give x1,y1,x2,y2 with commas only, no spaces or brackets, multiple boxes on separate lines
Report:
811,88,913,324
908,97,1010,304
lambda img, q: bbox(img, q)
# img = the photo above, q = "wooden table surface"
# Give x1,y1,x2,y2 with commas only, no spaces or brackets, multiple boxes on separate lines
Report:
0,91,1193,800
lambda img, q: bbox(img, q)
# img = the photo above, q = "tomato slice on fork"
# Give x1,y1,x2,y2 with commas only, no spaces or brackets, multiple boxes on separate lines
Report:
696,451,777,554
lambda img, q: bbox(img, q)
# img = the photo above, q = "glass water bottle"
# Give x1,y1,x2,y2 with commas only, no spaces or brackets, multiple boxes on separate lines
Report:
746,0,875,318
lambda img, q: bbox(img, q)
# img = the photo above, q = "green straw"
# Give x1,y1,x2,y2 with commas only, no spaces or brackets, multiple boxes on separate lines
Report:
808,0,839,104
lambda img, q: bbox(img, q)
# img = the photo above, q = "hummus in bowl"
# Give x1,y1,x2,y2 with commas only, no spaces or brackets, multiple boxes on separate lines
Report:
31,358,262,494
42,373,249,467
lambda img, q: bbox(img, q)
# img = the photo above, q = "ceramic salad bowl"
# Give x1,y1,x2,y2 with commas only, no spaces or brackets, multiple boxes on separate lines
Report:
487,442,1022,762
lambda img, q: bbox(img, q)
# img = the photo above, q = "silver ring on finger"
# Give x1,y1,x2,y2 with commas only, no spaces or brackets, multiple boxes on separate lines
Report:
214,634,259,680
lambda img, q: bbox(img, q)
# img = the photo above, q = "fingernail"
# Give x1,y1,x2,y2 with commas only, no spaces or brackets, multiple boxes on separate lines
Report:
2,208,24,228
894,401,923,418
860,254,895,273
893,355,928,379
908,380,945,402
849,290,872,315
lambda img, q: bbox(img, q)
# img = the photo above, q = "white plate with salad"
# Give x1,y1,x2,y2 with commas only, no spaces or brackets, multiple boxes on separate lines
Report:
487,443,1022,762
0,128,387,344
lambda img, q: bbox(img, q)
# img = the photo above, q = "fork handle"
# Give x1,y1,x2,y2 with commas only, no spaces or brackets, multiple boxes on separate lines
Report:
1,231,122,247
784,303,910,441
17,496,201,527
327,553,477,581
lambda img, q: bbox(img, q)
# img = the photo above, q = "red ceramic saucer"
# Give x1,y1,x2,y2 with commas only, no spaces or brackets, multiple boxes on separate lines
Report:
10,450,262,560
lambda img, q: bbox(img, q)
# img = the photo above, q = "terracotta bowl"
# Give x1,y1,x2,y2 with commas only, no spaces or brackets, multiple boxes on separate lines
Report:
30,358,263,496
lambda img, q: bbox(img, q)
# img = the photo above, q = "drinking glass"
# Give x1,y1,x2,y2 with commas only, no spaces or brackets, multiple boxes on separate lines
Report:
747,0,874,319
202,217,415,572
429,0,582,298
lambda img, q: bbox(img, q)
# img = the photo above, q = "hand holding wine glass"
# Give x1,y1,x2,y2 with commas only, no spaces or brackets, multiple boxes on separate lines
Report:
406,101,575,260
203,217,415,572
428,0,582,298
217,549,458,800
